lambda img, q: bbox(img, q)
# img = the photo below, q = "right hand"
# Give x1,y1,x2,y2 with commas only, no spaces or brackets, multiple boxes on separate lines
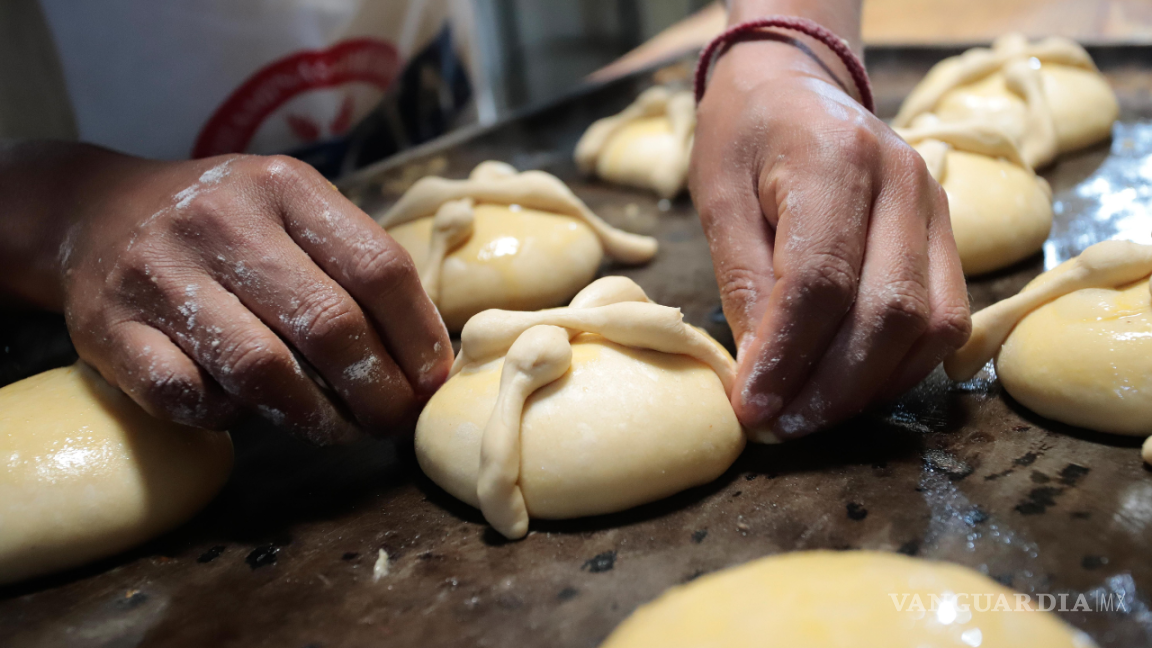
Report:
60,153,452,443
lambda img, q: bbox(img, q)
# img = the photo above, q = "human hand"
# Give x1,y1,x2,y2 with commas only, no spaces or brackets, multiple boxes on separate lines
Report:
59,153,452,442
690,39,971,440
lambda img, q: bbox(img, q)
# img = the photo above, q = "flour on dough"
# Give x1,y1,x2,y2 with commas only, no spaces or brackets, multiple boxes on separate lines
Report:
380,161,658,331
574,86,695,198
416,276,753,539
0,363,233,584
601,551,1095,648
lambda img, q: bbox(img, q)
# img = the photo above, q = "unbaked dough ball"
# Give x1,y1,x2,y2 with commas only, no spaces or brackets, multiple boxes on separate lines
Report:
998,263,1152,435
601,551,1095,648
934,64,1118,157
944,240,1152,464
574,86,695,198
380,161,658,332
899,118,1052,275
0,363,233,585
932,148,1052,275
895,34,1118,168
415,276,749,539
418,333,743,518
388,204,603,331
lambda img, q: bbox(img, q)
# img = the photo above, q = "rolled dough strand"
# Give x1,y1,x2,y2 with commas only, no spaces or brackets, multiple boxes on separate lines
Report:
452,301,735,392
477,324,572,539
893,33,1097,128
574,86,673,175
379,164,658,264
896,117,1030,171
568,275,653,309
1003,59,1059,169
418,198,474,304
944,240,1152,381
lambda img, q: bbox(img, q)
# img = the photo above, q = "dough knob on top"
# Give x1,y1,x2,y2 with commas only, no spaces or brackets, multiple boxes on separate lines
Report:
416,276,757,539
380,162,658,332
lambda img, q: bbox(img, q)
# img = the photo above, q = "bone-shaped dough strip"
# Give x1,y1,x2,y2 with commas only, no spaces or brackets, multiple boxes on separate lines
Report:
380,162,658,264
896,117,1030,172
944,240,1152,381
477,324,572,540
453,302,735,392
419,198,474,304
574,86,674,174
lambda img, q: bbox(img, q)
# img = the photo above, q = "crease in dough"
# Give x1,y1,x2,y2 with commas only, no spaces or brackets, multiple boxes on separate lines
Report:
896,114,1052,275
945,240,1152,463
574,86,695,199
417,276,755,540
894,33,1118,168
381,161,659,331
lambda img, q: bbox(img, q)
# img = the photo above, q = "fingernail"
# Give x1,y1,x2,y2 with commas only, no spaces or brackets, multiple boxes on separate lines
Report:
741,391,783,427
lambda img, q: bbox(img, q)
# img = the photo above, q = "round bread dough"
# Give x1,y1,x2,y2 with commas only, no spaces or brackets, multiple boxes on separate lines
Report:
935,65,1118,157
895,34,1119,168
379,161,658,332
574,86,694,198
899,118,1052,275
388,204,603,331
601,551,1095,648
934,149,1052,275
0,363,233,585
416,276,749,539
998,264,1152,435
945,240,1152,464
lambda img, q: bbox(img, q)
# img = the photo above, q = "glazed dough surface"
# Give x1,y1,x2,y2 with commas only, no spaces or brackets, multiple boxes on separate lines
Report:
418,334,743,517
931,148,1052,275
574,86,694,198
388,204,603,331
895,34,1118,168
998,269,1152,436
0,363,233,585
601,551,1094,648
898,118,1052,275
416,277,746,538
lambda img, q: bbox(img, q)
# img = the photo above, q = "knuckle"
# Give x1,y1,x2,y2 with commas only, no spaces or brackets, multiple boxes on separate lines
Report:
821,124,881,170
293,289,361,342
876,278,931,332
718,265,766,308
248,154,310,184
351,238,418,291
929,301,973,349
793,250,859,308
215,332,289,389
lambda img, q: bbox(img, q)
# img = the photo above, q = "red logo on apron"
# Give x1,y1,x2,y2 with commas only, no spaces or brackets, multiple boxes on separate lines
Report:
193,38,400,158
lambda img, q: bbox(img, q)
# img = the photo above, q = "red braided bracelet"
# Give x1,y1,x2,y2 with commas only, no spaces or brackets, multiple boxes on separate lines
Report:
694,16,874,113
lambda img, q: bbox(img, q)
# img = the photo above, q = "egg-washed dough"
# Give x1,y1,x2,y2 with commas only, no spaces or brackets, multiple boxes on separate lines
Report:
601,551,1095,648
0,363,233,585
381,161,658,332
416,276,752,539
574,86,695,198
894,33,1119,169
897,115,1052,275
945,240,1152,464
